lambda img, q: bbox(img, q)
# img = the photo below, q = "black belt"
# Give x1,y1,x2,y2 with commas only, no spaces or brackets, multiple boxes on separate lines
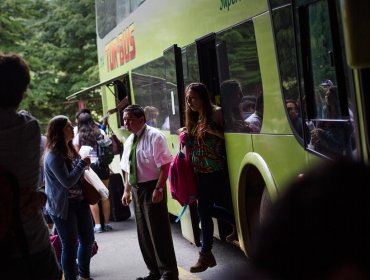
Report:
132,179,157,189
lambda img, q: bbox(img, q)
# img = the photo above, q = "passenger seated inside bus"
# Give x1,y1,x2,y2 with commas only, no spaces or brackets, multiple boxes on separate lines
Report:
245,93,263,133
241,95,256,120
310,86,353,159
286,99,304,138
220,79,251,133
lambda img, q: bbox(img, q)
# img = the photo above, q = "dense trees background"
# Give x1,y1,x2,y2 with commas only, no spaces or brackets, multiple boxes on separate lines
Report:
0,0,99,131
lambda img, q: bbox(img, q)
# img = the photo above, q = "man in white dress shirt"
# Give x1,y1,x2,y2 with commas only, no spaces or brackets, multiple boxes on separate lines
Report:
121,105,178,280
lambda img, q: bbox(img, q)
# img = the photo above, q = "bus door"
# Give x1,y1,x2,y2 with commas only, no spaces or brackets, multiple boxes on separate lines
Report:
214,20,264,251
194,33,235,241
195,33,221,104
163,45,184,135
163,45,201,246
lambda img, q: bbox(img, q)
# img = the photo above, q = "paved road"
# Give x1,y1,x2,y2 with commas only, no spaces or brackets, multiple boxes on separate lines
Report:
89,207,254,280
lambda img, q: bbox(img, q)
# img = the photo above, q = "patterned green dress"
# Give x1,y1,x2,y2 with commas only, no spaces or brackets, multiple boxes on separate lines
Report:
188,121,226,174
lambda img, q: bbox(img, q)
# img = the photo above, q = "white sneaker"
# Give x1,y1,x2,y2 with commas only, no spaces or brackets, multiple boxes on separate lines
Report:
94,225,103,233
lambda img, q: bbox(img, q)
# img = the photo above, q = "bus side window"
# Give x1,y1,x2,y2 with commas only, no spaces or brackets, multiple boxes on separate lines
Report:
271,5,303,140
216,21,263,134
297,0,356,159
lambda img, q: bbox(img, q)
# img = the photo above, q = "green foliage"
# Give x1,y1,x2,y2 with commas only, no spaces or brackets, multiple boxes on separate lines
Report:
0,0,99,132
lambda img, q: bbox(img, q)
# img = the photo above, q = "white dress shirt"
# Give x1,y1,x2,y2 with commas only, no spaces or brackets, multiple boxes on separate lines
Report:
120,125,172,183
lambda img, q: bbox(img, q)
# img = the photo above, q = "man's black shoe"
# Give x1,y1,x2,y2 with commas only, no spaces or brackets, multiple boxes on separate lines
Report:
136,273,161,280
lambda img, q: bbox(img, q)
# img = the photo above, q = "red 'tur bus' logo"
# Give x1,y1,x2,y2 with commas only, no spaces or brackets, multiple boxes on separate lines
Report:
105,23,136,72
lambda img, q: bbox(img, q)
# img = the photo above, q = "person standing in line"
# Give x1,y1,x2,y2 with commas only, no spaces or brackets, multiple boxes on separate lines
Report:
0,52,62,279
120,105,179,280
184,82,237,273
44,115,94,280
73,112,113,233
74,108,108,135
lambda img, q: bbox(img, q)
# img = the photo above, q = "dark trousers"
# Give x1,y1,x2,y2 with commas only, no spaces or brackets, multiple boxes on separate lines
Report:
196,170,235,252
132,180,178,279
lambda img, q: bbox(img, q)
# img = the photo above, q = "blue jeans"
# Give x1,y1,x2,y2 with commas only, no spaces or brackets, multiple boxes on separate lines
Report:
196,170,235,253
51,200,94,280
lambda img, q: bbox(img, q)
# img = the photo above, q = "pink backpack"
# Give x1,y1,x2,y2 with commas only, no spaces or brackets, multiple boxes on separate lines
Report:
50,233,98,263
168,132,197,222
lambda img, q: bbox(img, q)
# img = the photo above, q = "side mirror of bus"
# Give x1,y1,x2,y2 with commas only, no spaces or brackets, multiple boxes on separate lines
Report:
340,0,370,68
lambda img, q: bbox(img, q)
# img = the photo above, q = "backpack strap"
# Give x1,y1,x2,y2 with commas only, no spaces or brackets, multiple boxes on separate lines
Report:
175,204,188,223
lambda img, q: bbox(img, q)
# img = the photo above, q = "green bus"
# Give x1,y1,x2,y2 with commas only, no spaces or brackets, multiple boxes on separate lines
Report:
67,0,370,256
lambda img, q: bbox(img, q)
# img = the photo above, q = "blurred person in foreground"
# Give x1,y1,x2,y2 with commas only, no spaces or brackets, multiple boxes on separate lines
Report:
251,160,370,280
0,52,62,279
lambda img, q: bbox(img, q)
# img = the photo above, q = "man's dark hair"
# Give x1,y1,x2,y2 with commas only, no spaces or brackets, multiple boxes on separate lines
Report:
0,53,30,109
123,104,146,121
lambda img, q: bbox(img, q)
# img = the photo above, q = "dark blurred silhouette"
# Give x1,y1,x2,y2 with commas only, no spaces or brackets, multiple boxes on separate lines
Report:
251,160,370,280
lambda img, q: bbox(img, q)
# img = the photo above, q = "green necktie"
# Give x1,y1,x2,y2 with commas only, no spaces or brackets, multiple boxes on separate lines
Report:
128,135,138,186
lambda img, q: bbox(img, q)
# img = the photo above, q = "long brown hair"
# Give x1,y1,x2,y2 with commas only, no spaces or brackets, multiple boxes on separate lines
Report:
44,115,79,165
185,82,214,140
77,112,101,147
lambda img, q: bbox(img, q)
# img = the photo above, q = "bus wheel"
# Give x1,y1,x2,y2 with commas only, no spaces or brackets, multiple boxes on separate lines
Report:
259,187,272,225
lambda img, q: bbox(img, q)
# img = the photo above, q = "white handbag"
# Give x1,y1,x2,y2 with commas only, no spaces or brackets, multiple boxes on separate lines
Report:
84,168,109,200
79,145,109,200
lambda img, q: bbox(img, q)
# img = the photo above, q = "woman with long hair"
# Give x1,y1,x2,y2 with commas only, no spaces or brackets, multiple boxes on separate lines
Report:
44,115,94,280
74,112,112,233
184,82,237,273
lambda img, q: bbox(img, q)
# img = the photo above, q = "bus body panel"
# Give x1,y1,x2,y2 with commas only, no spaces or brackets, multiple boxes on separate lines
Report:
97,0,268,83
254,12,292,135
252,134,310,193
